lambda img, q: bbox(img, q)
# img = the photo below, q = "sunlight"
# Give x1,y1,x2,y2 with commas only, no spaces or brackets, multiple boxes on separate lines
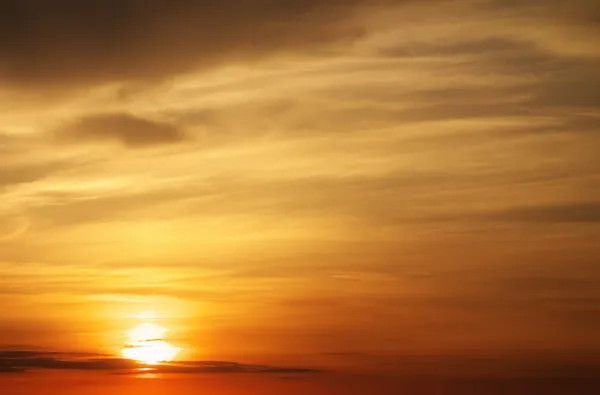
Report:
122,316,180,365
122,340,180,365
127,322,166,341
130,310,159,320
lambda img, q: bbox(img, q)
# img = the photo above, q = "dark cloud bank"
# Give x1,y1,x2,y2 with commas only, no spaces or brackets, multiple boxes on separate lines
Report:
0,350,320,375
0,0,374,88
3,350,600,394
3,349,600,379
1,0,598,90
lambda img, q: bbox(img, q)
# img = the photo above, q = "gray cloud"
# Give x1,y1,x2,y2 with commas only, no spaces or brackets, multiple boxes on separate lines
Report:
0,0,598,92
0,0,377,89
56,113,185,147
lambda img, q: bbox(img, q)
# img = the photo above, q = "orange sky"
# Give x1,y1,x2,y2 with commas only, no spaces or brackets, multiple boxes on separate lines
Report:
1,0,599,380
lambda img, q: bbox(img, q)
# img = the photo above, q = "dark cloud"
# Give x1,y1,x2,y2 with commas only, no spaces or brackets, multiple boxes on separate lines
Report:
0,350,103,359
488,201,600,223
56,113,185,147
0,0,376,89
534,60,600,109
118,361,321,375
0,0,598,91
332,353,600,380
0,356,138,371
0,350,122,372
0,349,321,375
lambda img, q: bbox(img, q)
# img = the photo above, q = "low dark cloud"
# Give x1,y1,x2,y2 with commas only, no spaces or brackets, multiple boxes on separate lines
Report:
0,0,375,89
117,361,321,375
56,113,185,147
0,349,321,375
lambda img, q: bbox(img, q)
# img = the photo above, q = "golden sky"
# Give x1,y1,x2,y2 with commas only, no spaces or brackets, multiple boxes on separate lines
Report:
1,0,599,377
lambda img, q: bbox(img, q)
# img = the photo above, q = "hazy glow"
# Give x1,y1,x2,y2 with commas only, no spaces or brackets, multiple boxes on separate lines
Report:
122,340,180,365
122,320,180,365
127,322,166,340
131,310,159,320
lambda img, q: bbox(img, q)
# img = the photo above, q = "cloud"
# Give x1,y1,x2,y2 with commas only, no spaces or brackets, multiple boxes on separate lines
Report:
0,349,321,375
0,0,379,89
333,272,399,282
56,113,186,147
487,201,600,223
118,361,321,375
0,0,599,367
0,0,598,92
0,161,73,189
518,0,600,58
433,0,600,59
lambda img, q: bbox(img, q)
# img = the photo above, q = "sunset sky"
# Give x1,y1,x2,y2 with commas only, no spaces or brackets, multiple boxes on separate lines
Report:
1,0,599,392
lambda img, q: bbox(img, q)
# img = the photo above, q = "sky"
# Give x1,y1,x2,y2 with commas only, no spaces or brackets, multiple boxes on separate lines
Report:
1,0,600,391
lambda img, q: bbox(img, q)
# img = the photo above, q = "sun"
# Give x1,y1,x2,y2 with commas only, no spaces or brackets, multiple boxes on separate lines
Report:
122,338,180,365
122,317,180,365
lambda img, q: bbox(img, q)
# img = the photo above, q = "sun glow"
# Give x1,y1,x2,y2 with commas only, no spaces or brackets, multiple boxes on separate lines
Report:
131,310,159,320
122,315,181,365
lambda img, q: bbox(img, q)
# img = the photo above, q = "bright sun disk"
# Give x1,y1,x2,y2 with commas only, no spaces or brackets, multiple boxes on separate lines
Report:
122,321,180,365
